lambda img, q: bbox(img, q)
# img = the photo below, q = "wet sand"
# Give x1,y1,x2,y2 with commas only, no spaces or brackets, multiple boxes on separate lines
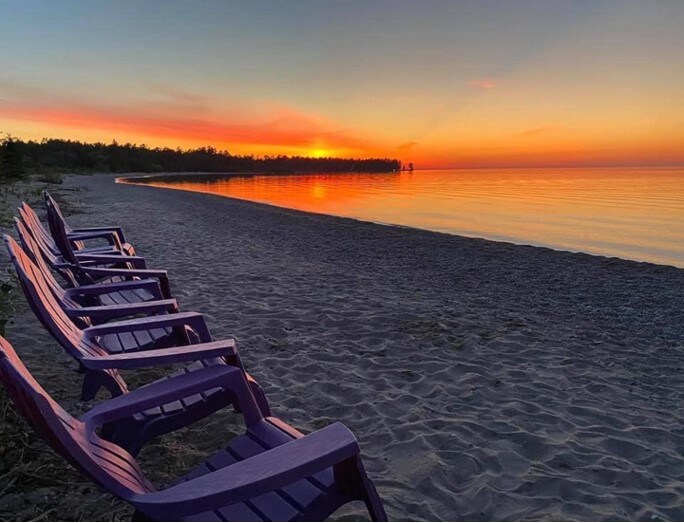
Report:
2,173,683,520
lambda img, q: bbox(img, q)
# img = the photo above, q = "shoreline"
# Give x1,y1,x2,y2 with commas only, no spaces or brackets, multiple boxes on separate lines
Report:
1,173,683,520
119,172,684,271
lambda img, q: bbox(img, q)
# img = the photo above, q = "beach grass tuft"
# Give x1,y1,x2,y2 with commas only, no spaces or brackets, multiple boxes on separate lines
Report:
0,389,129,521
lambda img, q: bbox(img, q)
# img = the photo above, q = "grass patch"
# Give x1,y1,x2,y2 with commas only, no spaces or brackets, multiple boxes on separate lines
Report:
0,180,43,227
0,389,130,520
0,174,128,519
0,268,22,338
35,172,64,185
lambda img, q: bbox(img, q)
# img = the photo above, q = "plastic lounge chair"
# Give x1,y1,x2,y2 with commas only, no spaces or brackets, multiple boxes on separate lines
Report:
0,336,387,521
43,190,136,255
18,207,173,299
20,201,135,260
19,202,148,273
43,197,146,268
15,218,164,310
5,235,270,453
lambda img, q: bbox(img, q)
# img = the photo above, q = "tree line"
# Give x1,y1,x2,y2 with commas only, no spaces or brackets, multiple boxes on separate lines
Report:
0,136,401,182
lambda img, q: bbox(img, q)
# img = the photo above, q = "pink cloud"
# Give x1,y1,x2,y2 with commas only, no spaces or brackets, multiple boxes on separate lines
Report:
468,78,496,90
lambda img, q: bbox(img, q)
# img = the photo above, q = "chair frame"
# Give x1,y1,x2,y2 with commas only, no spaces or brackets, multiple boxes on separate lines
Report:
5,234,270,454
0,336,387,521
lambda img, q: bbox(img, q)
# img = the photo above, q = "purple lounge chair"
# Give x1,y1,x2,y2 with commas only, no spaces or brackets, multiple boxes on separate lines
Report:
43,190,136,256
19,202,149,276
0,336,387,521
15,218,164,311
5,235,270,454
18,206,174,299
39,198,147,269
20,201,136,261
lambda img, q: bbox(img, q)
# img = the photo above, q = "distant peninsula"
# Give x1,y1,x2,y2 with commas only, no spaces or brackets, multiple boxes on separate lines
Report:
0,136,401,179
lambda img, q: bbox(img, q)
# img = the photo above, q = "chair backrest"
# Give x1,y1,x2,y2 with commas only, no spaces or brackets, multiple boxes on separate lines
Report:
44,191,74,234
20,203,120,289
14,219,88,325
43,196,80,265
4,235,97,358
5,235,127,395
15,212,79,288
44,191,88,251
0,336,154,499
19,203,61,257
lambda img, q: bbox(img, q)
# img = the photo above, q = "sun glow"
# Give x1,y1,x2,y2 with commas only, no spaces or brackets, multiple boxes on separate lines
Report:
309,148,331,158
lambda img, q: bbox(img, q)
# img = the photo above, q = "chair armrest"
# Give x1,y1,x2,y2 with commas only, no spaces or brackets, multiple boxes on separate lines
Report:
64,279,164,301
65,298,179,322
80,363,247,427
131,422,360,519
71,226,127,243
75,253,147,269
69,229,121,250
71,258,113,268
79,338,236,370
75,266,172,298
71,231,123,253
82,311,211,341
74,245,120,254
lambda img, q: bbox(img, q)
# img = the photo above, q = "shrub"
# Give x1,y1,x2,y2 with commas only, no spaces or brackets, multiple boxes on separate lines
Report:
35,172,63,184
0,136,26,181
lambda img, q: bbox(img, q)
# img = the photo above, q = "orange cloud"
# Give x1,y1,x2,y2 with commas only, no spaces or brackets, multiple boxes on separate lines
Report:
0,85,375,154
468,78,496,89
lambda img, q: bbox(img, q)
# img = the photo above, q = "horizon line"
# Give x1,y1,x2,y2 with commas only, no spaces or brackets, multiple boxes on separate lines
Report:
4,132,683,171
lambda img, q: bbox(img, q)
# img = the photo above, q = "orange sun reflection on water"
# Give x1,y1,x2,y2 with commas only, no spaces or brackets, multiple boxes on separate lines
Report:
126,168,684,267
311,183,326,199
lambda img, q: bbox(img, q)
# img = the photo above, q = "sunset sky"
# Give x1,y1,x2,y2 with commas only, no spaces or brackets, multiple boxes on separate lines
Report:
1,0,683,168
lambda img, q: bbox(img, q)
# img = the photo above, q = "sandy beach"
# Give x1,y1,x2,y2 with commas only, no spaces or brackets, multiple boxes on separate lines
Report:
1,173,683,521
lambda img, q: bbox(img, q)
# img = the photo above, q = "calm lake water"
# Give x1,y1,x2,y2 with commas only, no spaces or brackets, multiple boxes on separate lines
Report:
124,168,684,268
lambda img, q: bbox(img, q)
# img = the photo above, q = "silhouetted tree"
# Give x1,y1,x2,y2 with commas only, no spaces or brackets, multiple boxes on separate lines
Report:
6,137,401,175
0,135,26,181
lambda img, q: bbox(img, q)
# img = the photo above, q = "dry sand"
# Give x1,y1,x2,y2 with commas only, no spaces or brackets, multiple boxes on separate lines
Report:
1,173,683,521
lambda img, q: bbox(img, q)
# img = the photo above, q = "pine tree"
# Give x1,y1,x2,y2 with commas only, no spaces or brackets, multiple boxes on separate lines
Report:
0,136,26,181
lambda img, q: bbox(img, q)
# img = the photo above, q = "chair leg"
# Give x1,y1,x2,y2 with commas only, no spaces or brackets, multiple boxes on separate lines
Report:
80,372,102,401
362,478,388,522
131,509,152,521
334,457,388,521
104,418,146,457
81,370,124,401
224,353,272,417
249,380,271,417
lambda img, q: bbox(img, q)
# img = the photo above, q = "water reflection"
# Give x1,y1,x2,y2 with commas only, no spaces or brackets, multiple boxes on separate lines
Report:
122,168,684,267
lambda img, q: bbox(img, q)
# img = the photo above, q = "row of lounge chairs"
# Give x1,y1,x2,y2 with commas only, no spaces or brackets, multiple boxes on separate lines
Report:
0,191,387,521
